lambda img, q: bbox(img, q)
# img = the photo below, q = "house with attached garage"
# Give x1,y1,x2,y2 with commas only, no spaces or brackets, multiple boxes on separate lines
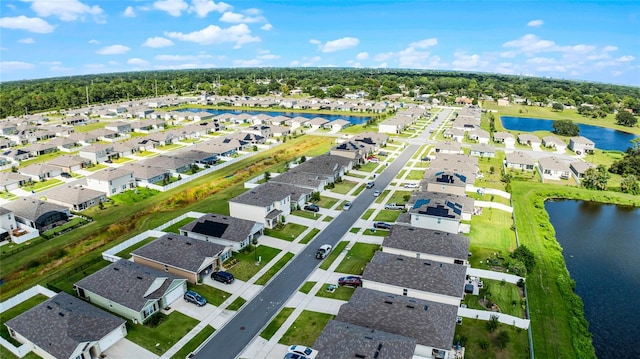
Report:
434,141,462,155
423,168,475,196
568,136,595,154
5,292,127,359
382,225,470,265
406,196,463,234
467,128,490,144
538,156,571,180
18,163,62,181
140,155,194,175
570,161,596,179
542,135,567,152
85,167,135,196
47,155,90,173
442,128,465,143
0,172,30,191
123,162,170,185
362,252,466,306
180,213,264,252
469,143,496,158
335,287,459,359
493,131,516,147
74,259,187,324
45,185,106,211
505,151,535,171
131,233,231,283
2,197,70,232
229,182,303,228
409,191,474,221
517,133,541,148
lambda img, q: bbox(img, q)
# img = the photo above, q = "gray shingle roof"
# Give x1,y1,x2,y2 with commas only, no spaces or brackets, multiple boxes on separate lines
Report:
230,182,301,207
74,259,184,312
132,233,226,273
424,168,475,186
46,185,105,206
362,252,466,298
181,213,261,242
506,151,535,166
313,320,417,359
2,197,68,222
88,167,133,181
383,225,470,260
410,191,474,215
5,292,125,359
335,288,458,350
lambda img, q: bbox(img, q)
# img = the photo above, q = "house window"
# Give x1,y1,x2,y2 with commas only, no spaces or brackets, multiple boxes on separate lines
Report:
403,289,408,296
437,218,442,224
164,265,169,272
416,253,420,259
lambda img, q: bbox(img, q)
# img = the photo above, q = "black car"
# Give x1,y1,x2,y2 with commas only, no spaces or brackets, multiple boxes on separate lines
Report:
373,222,392,230
211,271,235,284
304,204,320,212
338,276,362,287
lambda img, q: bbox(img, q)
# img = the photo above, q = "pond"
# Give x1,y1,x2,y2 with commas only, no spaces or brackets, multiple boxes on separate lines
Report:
177,108,372,125
545,199,640,358
501,116,637,151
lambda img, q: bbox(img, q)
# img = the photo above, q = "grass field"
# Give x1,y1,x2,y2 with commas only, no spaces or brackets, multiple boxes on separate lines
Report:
264,223,307,241
187,283,231,307
315,283,355,301
299,228,320,244
334,243,379,275
454,318,529,359
331,180,359,194
170,325,215,359
260,307,294,340
319,241,348,270
463,278,525,318
255,252,294,285
468,208,517,253
127,312,199,355
373,210,402,222
298,281,317,294
227,245,281,281
278,310,335,347
163,217,197,234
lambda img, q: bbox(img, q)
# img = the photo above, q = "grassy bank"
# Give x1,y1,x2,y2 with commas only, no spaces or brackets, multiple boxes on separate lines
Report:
511,181,639,359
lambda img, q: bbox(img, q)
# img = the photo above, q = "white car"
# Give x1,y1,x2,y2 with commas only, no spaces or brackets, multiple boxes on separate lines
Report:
315,244,332,259
404,183,419,189
289,345,318,359
373,190,381,197
343,201,352,210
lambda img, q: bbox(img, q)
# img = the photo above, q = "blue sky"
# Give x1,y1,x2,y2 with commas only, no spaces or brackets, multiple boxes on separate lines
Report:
1,0,638,85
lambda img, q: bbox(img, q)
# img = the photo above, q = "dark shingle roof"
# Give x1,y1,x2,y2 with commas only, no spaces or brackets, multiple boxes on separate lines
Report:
335,288,458,350
383,226,470,260
362,252,466,298
314,320,416,359
5,292,125,359
2,197,68,222
74,259,184,312
132,233,226,273
46,185,105,206
230,182,303,207
180,213,261,242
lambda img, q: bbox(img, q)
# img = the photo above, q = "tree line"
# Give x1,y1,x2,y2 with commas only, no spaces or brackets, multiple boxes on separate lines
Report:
1,68,639,118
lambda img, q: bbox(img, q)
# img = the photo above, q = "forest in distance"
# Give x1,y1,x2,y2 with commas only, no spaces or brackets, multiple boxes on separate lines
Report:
1,68,639,118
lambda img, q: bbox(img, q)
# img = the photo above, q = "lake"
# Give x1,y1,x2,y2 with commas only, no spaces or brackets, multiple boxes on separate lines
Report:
178,108,372,125
545,199,640,358
501,116,637,152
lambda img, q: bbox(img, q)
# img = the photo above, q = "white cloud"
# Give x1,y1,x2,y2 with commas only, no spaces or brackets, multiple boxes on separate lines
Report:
290,60,300,66
96,44,130,55
128,58,150,66
375,62,388,68
142,37,174,48
24,0,104,22
123,6,136,18
409,38,438,48
257,53,279,60
603,45,618,52
451,51,488,70
312,37,359,53
300,56,321,66
18,38,35,44
165,23,260,48
0,61,35,72
0,16,55,33
500,50,518,58
88,39,100,44
156,54,198,61
153,0,188,16
189,0,232,17
503,34,557,55
234,59,261,66
527,19,544,27
527,57,556,64
261,23,272,31
219,11,264,23
617,55,635,62
356,52,369,60
374,52,394,61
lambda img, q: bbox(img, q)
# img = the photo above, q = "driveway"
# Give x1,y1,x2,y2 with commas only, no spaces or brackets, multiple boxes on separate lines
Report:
103,339,158,359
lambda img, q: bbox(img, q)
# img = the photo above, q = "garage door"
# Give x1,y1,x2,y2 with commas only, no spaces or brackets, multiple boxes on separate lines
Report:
99,324,126,352
164,283,186,305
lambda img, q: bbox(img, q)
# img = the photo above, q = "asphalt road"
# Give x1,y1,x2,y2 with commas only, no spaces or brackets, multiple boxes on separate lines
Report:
194,139,425,359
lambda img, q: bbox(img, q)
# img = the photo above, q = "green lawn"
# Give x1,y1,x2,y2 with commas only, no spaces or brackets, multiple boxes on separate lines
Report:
363,228,388,236
405,170,425,180
468,208,517,253
299,228,320,244
42,217,89,237
319,241,348,270
127,312,199,355
227,245,281,281
373,210,402,222
335,243,379,275
1,345,41,359
260,307,294,340
84,163,108,172
74,121,106,133
264,223,308,241
109,187,160,205
467,192,512,206
0,191,18,200
331,180,359,194
299,281,317,294
358,162,378,172
352,183,365,195
112,156,133,164
316,196,338,208
226,297,247,311
463,279,525,318
349,227,360,233
361,209,374,220
0,295,48,345
163,217,197,234
386,190,412,204
187,283,231,307
49,259,111,294
170,325,215,359
315,283,355,301
454,318,529,359
278,310,335,347
255,252,295,285
291,210,317,220
322,215,333,222
22,178,63,192
157,144,184,151
137,151,159,157
115,237,157,259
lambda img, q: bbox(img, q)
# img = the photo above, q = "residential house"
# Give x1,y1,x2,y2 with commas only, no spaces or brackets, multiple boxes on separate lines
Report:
67,132,98,146
123,163,170,185
542,136,567,151
179,213,264,253
424,169,475,196
538,156,571,180
570,161,596,179
86,167,136,196
434,142,462,155
409,191,474,221
442,128,465,142
242,125,272,138
131,233,230,283
288,116,309,129
46,185,106,211
313,320,417,359
378,115,414,134
362,252,466,306
568,136,596,154
493,132,516,147
407,196,463,234
88,128,119,142
46,137,79,152
229,182,302,228
352,132,389,151
330,141,369,163
5,292,127,359
505,151,535,171
0,148,30,162
0,172,30,191
324,119,351,131
335,287,458,359
47,155,90,173
269,125,291,137
78,144,116,164
270,154,352,191
2,197,69,232
18,163,62,181
467,129,490,144
23,142,59,157
469,143,496,158
306,117,329,130
74,259,187,324
104,121,132,134
140,155,193,175
173,149,218,166
0,207,17,242
517,134,541,147
382,225,470,265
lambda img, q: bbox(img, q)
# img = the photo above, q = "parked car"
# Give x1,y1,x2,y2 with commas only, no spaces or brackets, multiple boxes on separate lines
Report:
367,156,379,163
373,190,381,197
184,290,207,306
316,244,332,259
404,182,419,189
421,156,431,161
211,271,234,284
304,204,320,212
338,276,362,287
61,172,72,178
384,203,405,210
289,345,318,359
283,353,308,359
343,201,352,210
366,181,375,189
373,222,392,230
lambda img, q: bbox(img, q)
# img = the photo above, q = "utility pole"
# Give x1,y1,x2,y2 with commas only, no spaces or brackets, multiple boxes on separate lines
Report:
155,79,158,97
85,86,89,106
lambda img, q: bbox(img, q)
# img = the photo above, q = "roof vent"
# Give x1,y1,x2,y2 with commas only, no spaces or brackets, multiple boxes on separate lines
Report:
136,276,143,280
406,305,415,309
58,312,64,317
355,354,366,359
424,305,429,311
384,300,393,305
424,262,431,266
46,305,52,310
396,257,404,261
113,267,120,271
364,336,373,340
186,242,192,245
